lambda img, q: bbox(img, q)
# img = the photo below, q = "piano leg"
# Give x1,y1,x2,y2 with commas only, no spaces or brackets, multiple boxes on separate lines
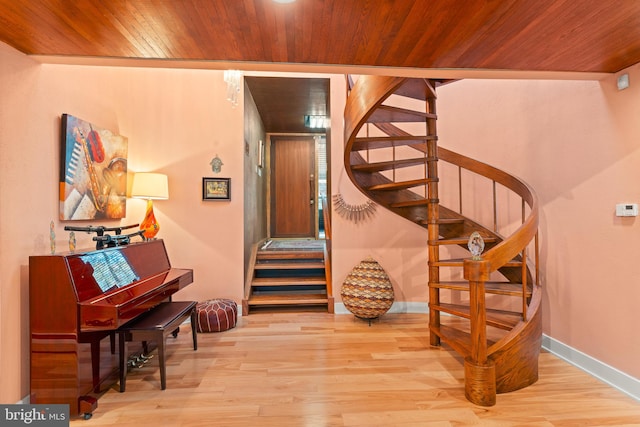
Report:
79,396,98,420
90,338,101,393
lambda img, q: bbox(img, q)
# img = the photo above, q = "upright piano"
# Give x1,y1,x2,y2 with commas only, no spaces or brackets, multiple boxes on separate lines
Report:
29,239,193,418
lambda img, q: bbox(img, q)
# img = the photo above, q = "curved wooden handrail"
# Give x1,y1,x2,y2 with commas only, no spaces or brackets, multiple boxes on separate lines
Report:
437,147,539,280
343,75,406,178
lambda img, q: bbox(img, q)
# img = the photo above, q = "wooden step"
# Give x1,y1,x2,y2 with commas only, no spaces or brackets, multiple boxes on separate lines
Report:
351,157,435,173
429,324,471,357
390,198,438,208
369,105,437,123
430,324,498,358
429,258,465,267
254,261,325,270
368,178,437,191
429,281,531,297
252,276,326,287
431,235,498,246
248,293,329,306
419,217,466,226
395,78,436,101
352,135,436,151
257,250,324,260
430,303,522,330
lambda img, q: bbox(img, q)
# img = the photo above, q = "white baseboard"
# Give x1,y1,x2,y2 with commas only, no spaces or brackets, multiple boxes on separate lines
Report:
334,301,429,315
542,334,639,402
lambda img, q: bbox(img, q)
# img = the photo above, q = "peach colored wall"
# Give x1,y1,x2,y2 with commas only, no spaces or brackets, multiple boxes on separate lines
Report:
0,43,245,403
436,68,640,379
328,77,431,309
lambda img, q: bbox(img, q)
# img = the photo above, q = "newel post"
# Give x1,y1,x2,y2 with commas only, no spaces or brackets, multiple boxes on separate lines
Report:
463,258,496,406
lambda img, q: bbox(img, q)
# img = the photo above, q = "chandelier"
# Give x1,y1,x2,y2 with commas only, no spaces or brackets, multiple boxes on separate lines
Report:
223,70,243,107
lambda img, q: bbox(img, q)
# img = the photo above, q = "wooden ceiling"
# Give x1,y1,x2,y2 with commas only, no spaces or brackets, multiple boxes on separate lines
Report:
1,0,640,74
245,76,329,133
2,1,640,132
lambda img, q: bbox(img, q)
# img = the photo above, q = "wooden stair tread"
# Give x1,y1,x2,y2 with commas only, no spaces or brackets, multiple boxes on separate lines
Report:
395,78,436,101
257,250,324,260
352,135,437,151
430,303,522,330
351,157,435,172
432,235,498,245
429,258,465,267
248,293,329,305
430,324,498,358
252,277,326,286
390,198,438,208
369,105,437,123
255,261,325,270
430,258,523,269
368,178,437,191
437,218,465,225
430,324,471,357
430,281,531,297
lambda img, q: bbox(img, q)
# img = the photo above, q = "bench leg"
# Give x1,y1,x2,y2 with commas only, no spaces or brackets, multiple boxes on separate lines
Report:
118,333,127,392
158,334,166,390
191,308,198,351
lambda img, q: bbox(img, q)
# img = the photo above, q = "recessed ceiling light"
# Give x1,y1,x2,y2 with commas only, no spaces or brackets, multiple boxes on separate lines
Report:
273,0,296,3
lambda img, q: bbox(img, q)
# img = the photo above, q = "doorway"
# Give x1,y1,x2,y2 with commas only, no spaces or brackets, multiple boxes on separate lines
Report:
269,135,317,238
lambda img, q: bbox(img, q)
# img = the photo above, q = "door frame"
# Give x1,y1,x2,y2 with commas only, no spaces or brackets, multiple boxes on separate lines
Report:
266,133,325,239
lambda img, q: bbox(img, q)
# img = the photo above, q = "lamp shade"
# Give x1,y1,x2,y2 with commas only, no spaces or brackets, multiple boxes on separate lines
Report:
131,173,169,200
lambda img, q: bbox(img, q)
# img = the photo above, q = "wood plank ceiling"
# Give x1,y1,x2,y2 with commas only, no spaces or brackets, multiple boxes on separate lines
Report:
1,0,640,132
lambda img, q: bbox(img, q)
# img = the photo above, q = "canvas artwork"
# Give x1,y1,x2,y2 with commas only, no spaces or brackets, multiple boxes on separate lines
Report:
59,114,129,220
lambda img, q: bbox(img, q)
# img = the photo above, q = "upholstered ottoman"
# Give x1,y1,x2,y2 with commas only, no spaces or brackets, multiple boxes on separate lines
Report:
195,299,238,333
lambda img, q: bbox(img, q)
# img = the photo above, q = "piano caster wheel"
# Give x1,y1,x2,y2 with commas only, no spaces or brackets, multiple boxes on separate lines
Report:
83,413,93,420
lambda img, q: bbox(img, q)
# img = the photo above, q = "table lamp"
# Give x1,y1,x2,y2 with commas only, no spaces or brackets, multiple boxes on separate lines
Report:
131,172,169,239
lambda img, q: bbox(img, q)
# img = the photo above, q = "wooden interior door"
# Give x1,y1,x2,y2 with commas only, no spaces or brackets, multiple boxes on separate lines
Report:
270,136,316,238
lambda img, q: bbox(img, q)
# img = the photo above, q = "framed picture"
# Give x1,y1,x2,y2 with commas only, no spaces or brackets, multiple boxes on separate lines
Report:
59,114,129,220
203,177,231,201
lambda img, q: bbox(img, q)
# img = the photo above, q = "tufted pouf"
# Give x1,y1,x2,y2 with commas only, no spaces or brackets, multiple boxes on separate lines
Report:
195,299,238,333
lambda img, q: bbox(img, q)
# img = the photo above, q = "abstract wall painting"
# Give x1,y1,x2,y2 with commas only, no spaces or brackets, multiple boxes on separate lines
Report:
59,114,129,220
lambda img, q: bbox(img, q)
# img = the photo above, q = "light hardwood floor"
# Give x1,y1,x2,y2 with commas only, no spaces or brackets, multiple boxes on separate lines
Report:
74,313,640,426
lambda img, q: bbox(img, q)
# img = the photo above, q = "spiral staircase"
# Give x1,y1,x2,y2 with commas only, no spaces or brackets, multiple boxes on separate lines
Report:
343,75,542,406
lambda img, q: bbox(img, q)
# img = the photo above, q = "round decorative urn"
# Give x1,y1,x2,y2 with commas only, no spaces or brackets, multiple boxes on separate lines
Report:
341,257,394,320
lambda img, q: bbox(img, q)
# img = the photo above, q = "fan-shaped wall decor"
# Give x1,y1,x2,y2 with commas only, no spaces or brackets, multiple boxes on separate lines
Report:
341,257,394,321
332,193,376,223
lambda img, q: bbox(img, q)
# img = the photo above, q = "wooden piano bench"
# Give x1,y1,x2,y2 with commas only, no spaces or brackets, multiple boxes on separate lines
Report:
117,301,198,392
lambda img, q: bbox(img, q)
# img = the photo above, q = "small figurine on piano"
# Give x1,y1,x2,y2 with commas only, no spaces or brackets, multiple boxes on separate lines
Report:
64,223,144,250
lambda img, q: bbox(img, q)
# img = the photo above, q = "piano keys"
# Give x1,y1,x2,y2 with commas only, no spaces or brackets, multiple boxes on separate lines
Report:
29,239,193,419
